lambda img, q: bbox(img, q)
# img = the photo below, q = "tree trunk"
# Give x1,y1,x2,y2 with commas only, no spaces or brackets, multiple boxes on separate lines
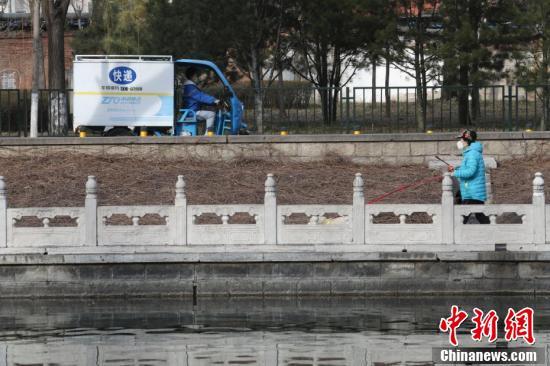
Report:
318,87,339,124
318,87,330,124
415,83,425,131
470,87,480,124
45,0,70,136
276,64,286,121
384,53,391,118
330,87,339,122
253,89,263,133
412,0,426,132
30,0,41,138
540,40,549,131
469,64,480,124
371,56,377,108
414,43,425,131
30,0,42,137
458,65,470,126
542,86,549,131
420,43,428,128
317,50,332,124
250,47,264,133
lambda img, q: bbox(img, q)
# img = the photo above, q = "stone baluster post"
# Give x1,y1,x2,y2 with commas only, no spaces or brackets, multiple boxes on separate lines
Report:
0,177,6,247
85,176,98,246
441,173,454,244
264,174,277,244
532,172,546,244
175,175,187,245
352,173,365,244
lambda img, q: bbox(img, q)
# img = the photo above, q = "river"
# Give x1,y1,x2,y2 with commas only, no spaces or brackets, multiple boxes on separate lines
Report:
0,296,547,365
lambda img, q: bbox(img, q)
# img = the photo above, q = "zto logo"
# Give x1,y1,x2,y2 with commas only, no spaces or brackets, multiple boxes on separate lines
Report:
109,66,136,85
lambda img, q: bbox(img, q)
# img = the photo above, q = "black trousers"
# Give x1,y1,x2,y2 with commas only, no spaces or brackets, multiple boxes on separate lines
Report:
462,199,490,224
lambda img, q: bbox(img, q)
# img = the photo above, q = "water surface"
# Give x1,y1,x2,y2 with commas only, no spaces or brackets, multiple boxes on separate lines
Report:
0,296,547,365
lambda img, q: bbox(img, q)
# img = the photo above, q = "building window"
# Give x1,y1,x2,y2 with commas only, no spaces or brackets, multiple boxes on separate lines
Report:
0,70,18,89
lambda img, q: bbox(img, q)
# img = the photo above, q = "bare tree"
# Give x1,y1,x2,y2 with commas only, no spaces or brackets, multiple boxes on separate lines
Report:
221,0,288,133
392,0,441,131
44,0,70,136
287,0,375,124
514,0,550,131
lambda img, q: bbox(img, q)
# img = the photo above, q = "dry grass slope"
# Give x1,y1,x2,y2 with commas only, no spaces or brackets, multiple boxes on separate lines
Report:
0,153,548,207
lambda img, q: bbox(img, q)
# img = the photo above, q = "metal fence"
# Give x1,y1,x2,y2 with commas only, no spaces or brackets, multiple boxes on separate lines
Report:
237,85,550,133
1,85,549,136
0,89,73,137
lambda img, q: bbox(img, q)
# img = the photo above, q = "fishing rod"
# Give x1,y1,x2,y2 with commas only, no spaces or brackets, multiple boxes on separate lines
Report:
367,175,442,204
365,155,456,204
434,155,451,166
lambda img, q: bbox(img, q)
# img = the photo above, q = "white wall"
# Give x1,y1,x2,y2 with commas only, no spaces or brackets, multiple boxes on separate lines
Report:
1,0,92,15
348,65,418,89
280,65,417,88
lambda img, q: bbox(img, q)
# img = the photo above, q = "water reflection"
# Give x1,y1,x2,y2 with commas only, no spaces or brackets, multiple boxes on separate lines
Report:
0,296,547,365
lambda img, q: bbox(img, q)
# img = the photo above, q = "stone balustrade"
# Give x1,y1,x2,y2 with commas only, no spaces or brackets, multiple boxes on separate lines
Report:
0,172,547,248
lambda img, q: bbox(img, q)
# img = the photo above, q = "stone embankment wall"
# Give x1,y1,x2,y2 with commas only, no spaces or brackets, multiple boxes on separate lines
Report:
0,251,548,298
0,131,549,164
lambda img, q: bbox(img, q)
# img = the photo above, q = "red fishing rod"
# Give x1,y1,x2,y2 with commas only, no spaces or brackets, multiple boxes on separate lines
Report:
366,155,452,204
367,175,443,204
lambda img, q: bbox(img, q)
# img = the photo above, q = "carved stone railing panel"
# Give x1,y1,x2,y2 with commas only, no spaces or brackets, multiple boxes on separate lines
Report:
365,204,441,244
0,173,546,248
454,204,533,244
188,204,263,245
6,207,84,247
278,205,352,244
98,206,173,246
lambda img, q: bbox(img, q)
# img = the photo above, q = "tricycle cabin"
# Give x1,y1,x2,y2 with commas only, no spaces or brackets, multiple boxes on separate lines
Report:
73,55,245,136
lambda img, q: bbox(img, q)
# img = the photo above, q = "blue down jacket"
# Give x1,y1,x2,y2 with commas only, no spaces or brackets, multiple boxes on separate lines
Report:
182,80,217,112
453,141,487,201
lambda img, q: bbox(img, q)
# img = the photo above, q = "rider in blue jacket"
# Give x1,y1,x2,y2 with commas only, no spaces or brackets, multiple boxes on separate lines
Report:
449,130,489,224
182,67,219,134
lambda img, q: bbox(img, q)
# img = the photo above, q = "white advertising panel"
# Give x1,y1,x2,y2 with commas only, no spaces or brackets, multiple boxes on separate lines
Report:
73,58,174,128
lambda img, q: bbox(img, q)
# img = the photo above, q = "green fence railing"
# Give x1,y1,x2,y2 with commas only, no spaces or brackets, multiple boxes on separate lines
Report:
235,85,550,134
2,85,549,136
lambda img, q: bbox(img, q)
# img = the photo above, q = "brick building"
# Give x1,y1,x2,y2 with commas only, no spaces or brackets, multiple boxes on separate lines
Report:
0,33,75,89
0,0,90,89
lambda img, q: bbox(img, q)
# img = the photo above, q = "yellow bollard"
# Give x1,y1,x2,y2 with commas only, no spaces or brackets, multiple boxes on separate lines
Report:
79,131,87,138
280,130,288,136
426,130,433,134
353,130,361,135
140,130,148,137
525,128,533,133
207,130,215,137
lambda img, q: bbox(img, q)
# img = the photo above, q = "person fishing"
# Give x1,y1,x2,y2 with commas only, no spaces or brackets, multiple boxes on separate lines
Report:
447,130,489,224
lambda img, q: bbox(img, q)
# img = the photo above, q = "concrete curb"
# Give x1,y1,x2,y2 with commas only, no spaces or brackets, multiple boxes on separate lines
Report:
0,249,546,265
1,131,549,146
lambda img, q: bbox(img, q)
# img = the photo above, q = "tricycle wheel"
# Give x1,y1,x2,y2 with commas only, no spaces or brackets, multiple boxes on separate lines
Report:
102,127,134,137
